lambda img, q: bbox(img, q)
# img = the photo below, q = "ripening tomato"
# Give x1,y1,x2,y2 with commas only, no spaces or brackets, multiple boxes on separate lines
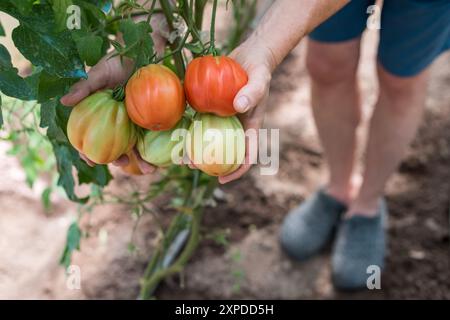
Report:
121,151,143,175
184,56,248,116
125,64,185,131
186,113,245,176
137,117,191,167
67,90,137,164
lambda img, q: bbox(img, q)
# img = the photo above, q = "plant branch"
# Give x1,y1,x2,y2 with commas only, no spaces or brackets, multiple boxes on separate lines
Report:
208,0,218,56
194,0,207,31
154,28,190,64
159,0,186,77
139,175,218,299
139,207,202,298
107,10,163,24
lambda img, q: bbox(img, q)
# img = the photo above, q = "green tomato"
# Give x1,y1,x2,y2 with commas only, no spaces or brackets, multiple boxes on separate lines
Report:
137,117,191,167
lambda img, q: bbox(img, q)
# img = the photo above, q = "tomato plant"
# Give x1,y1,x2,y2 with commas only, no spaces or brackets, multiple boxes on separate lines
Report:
126,64,185,131
0,94,58,211
0,0,257,299
67,90,137,164
184,55,248,116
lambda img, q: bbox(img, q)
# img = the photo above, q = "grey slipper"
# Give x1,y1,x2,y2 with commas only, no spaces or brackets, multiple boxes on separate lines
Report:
332,199,388,291
280,189,347,261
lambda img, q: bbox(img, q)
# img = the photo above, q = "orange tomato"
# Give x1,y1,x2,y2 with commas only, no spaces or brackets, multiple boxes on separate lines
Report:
125,64,185,131
184,56,248,116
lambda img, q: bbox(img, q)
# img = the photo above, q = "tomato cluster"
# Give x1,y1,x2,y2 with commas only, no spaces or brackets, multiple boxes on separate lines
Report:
66,56,248,177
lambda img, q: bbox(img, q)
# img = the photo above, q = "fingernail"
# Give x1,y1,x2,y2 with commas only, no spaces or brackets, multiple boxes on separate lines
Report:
235,96,250,113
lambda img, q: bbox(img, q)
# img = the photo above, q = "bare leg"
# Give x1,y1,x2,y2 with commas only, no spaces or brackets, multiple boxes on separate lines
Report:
306,38,362,204
348,63,430,216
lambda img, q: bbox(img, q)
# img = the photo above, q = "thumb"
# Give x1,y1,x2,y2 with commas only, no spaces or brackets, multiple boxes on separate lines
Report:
234,66,271,113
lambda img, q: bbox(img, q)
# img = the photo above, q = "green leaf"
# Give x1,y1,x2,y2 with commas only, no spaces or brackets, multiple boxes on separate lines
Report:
0,21,5,37
0,68,40,100
0,43,13,69
119,19,154,69
0,44,39,100
55,144,88,202
12,23,86,79
59,221,82,268
76,0,107,25
75,155,112,186
52,0,73,32
11,0,34,15
185,42,204,54
38,70,76,102
0,2,87,79
0,95,3,128
40,99,70,144
73,32,103,66
41,187,52,211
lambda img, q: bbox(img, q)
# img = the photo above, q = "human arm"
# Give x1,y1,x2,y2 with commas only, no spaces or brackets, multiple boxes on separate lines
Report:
219,0,349,183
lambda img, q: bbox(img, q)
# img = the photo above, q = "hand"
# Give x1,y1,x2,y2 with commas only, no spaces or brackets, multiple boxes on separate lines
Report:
218,36,275,184
61,16,167,174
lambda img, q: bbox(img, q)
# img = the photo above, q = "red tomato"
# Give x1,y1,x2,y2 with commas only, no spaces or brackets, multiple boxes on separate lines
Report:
125,64,185,131
184,56,248,116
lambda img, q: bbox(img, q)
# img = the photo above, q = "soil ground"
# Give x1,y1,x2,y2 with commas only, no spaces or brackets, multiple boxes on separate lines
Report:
0,12,449,299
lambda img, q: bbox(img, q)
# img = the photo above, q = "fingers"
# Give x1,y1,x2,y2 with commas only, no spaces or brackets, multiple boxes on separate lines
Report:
234,66,271,113
83,148,156,175
61,62,109,106
187,162,197,170
134,149,156,174
218,163,251,184
112,154,130,167
218,129,259,184
219,151,254,184
181,155,197,170
79,153,96,167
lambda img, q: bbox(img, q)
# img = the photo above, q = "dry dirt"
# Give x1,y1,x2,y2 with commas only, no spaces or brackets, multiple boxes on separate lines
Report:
0,12,449,299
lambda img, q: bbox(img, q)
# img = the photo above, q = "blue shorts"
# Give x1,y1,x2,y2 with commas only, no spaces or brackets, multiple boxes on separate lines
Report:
309,0,450,77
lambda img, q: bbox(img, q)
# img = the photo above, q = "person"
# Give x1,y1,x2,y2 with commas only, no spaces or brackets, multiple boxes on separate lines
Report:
61,0,450,290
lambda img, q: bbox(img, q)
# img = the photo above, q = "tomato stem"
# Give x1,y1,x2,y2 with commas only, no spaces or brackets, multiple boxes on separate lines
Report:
159,0,186,77
112,86,125,101
179,0,206,58
154,28,190,64
139,173,218,299
194,0,207,31
107,9,163,25
208,0,218,56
